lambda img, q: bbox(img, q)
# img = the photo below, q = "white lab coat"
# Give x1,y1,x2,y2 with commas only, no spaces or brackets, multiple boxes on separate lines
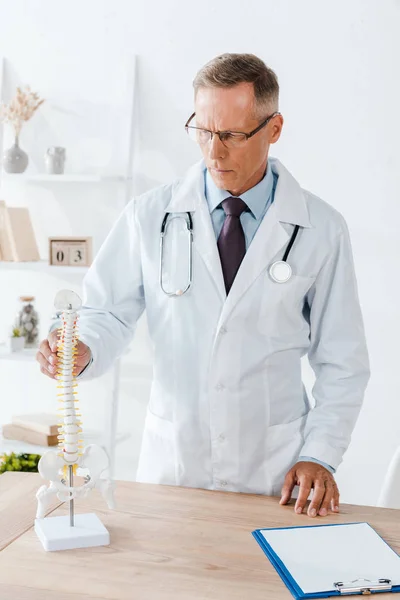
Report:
78,158,370,496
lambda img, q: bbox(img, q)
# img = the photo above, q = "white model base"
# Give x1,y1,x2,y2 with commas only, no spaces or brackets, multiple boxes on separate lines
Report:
35,513,110,552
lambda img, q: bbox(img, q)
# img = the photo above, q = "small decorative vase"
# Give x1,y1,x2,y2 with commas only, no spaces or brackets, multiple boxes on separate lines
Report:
2,136,29,174
9,336,25,353
16,296,39,348
45,146,66,174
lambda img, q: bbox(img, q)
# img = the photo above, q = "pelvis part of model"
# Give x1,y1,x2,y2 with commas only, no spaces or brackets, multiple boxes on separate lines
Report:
36,290,115,520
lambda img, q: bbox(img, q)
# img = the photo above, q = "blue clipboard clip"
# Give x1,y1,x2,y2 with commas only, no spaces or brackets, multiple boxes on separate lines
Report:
334,578,392,595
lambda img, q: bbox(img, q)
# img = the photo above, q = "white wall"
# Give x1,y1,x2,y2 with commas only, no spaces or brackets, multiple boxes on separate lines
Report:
0,0,399,506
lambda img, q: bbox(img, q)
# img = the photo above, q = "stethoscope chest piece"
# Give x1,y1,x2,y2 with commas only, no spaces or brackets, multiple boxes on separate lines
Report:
269,260,292,283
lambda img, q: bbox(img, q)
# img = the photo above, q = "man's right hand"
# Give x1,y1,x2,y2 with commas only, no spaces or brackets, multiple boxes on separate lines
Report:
36,329,92,380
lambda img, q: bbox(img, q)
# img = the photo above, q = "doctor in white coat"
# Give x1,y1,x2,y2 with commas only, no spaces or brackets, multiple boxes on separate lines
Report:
37,53,370,518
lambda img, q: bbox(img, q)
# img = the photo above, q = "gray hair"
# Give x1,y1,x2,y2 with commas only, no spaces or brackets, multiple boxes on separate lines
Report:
193,53,279,118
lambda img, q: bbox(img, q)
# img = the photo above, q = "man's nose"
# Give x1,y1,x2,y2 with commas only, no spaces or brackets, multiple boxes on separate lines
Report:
208,134,227,160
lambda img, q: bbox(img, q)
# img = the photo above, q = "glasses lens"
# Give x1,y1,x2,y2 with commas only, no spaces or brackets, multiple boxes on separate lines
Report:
186,127,211,145
220,132,247,148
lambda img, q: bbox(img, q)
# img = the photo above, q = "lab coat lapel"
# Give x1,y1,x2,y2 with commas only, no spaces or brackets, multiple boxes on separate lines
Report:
217,202,289,329
216,159,312,329
192,200,226,302
165,160,226,302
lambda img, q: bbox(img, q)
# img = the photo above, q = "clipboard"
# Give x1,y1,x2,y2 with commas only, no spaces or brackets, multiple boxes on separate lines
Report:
252,522,400,598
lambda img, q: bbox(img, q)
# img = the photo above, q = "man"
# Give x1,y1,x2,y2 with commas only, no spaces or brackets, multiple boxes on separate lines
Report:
37,53,370,518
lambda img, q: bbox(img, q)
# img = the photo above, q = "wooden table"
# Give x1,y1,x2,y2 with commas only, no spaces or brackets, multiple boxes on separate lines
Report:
0,472,399,599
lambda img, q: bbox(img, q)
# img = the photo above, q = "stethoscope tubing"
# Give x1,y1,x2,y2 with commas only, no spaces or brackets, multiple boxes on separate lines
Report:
160,212,193,296
160,212,301,295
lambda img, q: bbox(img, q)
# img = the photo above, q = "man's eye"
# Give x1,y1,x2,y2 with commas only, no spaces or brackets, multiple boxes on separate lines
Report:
220,132,235,141
220,132,246,142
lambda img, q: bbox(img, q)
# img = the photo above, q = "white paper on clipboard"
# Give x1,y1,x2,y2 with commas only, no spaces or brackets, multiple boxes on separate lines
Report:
260,522,400,595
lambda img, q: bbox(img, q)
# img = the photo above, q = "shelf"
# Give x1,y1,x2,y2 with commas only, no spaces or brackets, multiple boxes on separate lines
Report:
0,343,133,362
2,173,128,183
0,259,88,275
0,429,130,457
0,346,37,362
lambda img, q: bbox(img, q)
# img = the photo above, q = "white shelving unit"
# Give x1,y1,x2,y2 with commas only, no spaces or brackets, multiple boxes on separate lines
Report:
0,259,89,274
0,55,138,478
0,345,37,362
0,429,130,457
2,173,128,183
0,344,131,475
0,55,137,204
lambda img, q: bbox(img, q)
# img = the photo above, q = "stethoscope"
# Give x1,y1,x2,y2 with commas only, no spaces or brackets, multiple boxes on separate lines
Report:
159,213,300,296
159,212,193,297
269,224,300,283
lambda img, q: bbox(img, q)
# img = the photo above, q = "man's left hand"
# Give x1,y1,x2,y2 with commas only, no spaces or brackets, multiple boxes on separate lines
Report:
280,461,340,517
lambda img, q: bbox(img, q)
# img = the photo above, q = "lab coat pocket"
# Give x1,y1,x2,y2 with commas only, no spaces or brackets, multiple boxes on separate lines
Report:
265,413,308,496
136,407,176,486
258,274,315,336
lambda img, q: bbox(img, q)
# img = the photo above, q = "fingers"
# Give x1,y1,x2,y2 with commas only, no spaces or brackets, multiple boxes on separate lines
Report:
40,365,56,379
307,481,326,517
282,462,340,518
48,329,60,352
36,347,57,379
280,471,296,505
317,483,334,517
37,329,92,380
76,340,91,366
37,334,91,379
331,483,340,513
38,338,57,365
294,477,312,515
37,333,59,379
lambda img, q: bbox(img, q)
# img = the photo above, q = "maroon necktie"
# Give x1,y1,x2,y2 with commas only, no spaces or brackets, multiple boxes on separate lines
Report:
217,196,247,294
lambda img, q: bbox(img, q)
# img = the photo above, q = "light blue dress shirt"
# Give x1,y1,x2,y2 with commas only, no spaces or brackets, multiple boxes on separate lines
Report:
204,163,335,475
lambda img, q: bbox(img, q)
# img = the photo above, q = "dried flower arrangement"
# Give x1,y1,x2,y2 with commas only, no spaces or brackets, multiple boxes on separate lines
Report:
0,86,45,141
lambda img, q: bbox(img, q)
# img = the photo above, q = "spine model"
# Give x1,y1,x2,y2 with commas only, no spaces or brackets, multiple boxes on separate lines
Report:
36,290,115,522
56,307,83,473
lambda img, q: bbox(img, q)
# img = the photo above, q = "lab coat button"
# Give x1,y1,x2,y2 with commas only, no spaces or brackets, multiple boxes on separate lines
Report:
215,383,225,391
218,434,225,442
219,326,227,335
220,480,227,487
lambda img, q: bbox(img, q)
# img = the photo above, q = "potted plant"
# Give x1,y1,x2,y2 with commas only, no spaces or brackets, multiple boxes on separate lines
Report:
0,85,45,174
0,452,41,474
9,326,25,352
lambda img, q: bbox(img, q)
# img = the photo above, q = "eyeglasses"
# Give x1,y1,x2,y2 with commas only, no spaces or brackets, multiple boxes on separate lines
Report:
185,111,280,149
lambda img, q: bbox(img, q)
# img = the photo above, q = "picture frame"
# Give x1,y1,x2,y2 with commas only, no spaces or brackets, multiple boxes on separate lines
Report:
49,236,92,267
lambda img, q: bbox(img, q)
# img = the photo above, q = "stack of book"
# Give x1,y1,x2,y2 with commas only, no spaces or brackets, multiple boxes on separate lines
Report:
1,413,59,447
0,200,40,262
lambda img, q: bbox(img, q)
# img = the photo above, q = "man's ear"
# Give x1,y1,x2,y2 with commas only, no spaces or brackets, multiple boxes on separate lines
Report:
269,114,284,144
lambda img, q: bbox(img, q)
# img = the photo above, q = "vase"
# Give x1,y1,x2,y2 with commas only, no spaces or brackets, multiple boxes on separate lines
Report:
16,296,39,348
2,136,29,174
45,146,66,174
8,336,25,352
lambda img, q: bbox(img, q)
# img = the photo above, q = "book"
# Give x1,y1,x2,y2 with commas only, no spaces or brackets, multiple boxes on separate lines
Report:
0,200,15,261
2,424,58,447
6,206,40,261
11,413,59,436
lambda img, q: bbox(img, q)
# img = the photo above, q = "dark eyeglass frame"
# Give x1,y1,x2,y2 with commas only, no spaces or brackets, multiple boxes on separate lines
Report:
184,111,281,144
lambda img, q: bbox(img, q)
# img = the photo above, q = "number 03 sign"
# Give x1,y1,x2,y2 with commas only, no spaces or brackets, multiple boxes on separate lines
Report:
49,237,92,267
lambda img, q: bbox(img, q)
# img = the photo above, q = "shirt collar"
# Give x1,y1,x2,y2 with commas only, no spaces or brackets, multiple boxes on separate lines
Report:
204,160,274,219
